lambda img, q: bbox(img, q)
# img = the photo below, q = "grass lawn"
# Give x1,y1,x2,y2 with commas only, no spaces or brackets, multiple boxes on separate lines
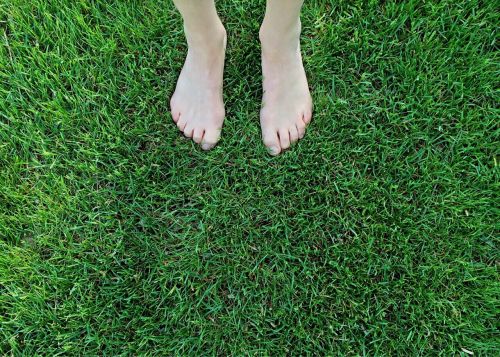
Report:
1,0,498,354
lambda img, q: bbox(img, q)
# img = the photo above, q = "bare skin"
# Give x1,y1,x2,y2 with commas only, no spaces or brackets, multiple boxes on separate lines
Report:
171,0,311,154
170,0,226,150
260,0,312,156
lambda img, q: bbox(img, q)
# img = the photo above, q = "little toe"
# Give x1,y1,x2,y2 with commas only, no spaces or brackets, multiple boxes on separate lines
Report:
170,99,178,117
172,111,180,123
278,128,291,151
303,109,313,125
262,128,281,156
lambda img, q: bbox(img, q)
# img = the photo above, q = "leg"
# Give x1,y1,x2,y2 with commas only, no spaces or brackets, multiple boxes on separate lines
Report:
170,0,227,150
259,0,313,156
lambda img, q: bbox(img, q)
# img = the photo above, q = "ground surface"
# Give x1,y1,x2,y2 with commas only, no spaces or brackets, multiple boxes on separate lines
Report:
0,0,498,355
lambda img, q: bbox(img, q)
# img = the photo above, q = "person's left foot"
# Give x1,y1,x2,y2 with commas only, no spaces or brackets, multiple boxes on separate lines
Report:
259,26,313,156
170,25,227,150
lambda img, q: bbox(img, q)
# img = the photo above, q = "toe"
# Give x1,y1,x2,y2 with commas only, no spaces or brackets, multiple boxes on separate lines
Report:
183,124,194,138
172,111,180,123
278,128,291,150
289,125,299,144
303,108,313,125
201,128,221,150
193,128,204,144
262,128,281,156
177,117,187,132
296,120,306,139
201,143,216,151
170,98,180,122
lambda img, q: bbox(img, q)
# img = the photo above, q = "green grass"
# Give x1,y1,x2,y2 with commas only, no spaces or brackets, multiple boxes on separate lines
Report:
1,0,498,354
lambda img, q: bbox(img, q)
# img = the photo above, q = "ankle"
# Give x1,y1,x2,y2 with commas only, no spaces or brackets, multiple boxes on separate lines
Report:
185,22,227,51
259,20,301,55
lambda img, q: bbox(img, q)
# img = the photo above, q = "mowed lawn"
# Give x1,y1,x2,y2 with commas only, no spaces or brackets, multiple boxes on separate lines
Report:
1,0,498,354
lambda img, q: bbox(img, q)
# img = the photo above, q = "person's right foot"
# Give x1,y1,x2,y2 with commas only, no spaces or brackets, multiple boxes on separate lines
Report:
259,23,313,156
170,26,227,150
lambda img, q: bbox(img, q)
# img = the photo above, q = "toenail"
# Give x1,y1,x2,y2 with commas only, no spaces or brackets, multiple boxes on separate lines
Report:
268,146,280,155
201,143,214,151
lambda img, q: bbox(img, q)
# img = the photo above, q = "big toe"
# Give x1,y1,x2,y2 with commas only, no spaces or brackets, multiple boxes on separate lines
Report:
201,128,221,151
262,127,281,156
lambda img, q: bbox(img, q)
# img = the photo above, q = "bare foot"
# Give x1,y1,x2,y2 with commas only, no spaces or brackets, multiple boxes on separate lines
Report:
170,26,226,150
260,26,313,156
